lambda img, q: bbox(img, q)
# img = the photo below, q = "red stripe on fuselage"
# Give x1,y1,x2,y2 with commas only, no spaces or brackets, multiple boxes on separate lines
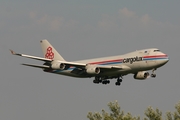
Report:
89,59,123,65
143,55,168,58
88,55,167,65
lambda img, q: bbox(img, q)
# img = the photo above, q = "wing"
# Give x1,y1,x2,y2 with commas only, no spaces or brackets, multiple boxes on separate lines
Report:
22,63,50,69
10,50,130,73
10,49,52,62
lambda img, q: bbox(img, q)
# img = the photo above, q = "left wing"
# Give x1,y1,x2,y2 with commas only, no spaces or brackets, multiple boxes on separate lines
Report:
10,49,52,62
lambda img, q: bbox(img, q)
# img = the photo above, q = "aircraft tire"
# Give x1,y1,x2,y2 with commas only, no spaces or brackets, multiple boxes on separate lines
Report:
115,82,121,86
93,80,99,84
102,80,110,85
151,74,156,78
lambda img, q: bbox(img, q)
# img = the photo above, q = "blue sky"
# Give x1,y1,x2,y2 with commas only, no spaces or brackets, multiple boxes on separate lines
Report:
0,1,180,120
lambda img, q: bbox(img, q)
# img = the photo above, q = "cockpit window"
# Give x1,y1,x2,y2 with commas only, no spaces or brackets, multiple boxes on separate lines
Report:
154,50,160,52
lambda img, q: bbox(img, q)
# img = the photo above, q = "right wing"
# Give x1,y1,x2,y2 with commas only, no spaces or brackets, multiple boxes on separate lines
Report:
22,63,50,69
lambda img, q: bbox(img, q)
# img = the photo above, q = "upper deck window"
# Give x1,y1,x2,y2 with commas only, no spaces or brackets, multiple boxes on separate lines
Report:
154,50,160,52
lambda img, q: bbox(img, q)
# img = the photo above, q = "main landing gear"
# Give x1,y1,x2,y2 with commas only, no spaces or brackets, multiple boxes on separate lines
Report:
151,69,156,78
93,76,123,86
93,77,110,85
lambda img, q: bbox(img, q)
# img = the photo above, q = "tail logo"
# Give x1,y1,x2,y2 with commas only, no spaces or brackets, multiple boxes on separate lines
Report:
45,47,54,59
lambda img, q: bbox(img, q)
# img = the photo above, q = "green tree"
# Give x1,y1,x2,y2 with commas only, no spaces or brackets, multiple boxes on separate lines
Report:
165,111,173,120
87,100,140,120
87,100,180,120
144,106,162,120
174,101,180,120
164,101,180,120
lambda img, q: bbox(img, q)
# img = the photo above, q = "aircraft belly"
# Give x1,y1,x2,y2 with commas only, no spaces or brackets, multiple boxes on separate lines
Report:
45,68,130,78
55,71,90,78
125,61,153,72
99,71,125,76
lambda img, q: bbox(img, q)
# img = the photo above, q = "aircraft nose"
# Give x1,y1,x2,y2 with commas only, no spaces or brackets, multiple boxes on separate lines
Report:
162,53,169,64
156,52,169,67
156,54,169,67
164,57,169,63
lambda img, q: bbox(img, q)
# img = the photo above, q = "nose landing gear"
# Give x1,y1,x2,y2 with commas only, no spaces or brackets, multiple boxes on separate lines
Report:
115,76,123,86
151,69,156,78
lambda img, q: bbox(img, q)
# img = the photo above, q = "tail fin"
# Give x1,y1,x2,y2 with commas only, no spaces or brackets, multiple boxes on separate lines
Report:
40,39,65,61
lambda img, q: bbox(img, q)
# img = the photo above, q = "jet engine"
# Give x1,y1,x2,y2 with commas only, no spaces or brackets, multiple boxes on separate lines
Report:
86,66,100,74
51,62,66,70
134,71,149,80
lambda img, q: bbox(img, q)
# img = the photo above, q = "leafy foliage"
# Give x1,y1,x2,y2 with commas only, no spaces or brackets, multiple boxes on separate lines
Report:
144,106,162,120
87,101,180,120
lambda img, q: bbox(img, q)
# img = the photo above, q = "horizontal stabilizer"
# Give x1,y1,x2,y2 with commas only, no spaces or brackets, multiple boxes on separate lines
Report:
22,63,50,69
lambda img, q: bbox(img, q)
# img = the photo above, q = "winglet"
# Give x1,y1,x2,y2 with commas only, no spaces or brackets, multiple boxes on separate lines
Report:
9,49,22,56
10,49,16,55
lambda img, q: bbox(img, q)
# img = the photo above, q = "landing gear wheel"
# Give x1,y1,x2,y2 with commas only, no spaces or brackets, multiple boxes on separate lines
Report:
102,81,106,84
151,74,156,78
93,80,100,84
93,76,101,84
115,76,123,86
151,69,157,78
115,82,121,86
102,80,110,85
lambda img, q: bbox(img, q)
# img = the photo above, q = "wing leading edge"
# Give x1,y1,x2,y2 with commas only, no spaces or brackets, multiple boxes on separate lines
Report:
10,49,52,62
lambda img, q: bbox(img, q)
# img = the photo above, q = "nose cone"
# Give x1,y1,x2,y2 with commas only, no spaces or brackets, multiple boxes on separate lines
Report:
163,58,169,64
164,53,169,62
158,54,169,66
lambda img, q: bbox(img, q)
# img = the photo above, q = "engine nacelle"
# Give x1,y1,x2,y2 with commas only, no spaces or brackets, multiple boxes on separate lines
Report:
51,62,65,70
134,71,149,80
86,66,100,74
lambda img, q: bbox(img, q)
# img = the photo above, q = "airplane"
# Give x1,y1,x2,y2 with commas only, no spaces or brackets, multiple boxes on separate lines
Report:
10,39,169,86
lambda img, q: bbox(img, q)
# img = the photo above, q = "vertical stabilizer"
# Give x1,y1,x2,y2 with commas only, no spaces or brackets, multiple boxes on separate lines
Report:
40,39,65,61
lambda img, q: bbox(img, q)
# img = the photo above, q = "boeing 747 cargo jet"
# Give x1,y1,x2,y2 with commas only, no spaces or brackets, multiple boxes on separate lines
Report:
10,39,169,86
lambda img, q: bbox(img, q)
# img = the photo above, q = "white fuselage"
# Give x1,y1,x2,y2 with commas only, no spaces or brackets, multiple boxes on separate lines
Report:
46,48,169,78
